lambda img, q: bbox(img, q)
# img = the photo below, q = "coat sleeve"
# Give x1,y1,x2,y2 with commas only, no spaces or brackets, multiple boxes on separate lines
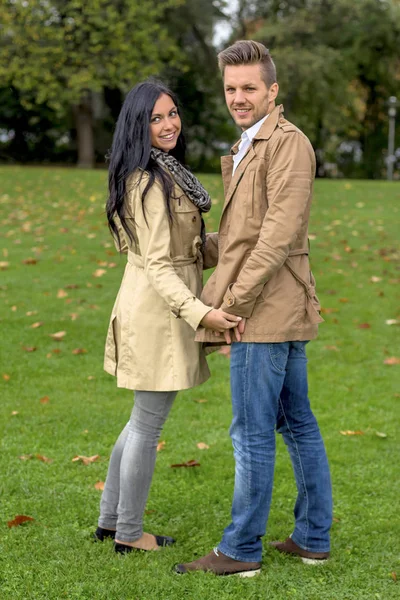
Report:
131,178,212,331
221,131,315,317
203,232,219,269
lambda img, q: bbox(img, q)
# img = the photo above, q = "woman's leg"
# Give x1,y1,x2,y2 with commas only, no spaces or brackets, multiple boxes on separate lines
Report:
98,423,130,531
115,390,177,548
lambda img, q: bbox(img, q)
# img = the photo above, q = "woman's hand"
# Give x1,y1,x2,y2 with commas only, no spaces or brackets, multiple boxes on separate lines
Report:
200,309,242,344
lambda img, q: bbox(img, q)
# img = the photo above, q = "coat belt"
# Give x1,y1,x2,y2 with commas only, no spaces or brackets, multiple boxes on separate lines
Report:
127,250,198,269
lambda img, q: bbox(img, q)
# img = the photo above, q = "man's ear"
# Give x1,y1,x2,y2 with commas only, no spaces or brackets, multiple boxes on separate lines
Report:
268,82,279,102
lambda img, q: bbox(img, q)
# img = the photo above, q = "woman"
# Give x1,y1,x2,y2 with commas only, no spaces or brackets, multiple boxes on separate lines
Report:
95,80,241,553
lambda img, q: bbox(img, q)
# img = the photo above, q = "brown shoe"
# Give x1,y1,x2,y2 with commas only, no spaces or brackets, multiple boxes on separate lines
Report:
175,548,261,577
270,537,329,564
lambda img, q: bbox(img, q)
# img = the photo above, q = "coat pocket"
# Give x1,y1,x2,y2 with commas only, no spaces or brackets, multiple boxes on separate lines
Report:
104,315,119,373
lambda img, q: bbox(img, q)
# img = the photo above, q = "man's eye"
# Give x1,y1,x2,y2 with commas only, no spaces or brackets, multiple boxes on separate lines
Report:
246,87,255,91
226,88,235,93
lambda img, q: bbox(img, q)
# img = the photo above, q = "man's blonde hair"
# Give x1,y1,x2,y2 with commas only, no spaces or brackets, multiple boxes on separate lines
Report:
218,40,277,88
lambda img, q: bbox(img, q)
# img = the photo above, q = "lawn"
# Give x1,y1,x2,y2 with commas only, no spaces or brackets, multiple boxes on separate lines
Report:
0,167,399,600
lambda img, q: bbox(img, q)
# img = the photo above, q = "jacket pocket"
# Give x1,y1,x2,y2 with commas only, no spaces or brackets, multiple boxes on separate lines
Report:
105,315,119,372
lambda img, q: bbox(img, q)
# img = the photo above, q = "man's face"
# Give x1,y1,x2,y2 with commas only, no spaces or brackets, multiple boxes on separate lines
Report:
223,64,278,130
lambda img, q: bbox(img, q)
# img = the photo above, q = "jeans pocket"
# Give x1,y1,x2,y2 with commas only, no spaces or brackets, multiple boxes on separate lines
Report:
268,343,288,372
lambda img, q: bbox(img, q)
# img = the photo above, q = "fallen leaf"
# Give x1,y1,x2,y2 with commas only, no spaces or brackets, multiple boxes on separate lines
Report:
22,258,37,265
40,396,50,404
22,346,37,352
391,572,397,582
194,398,208,403
35,454,53,464
11,305,17,311
157,441,166,452
31,321,44,328
370,276,382,283
72,455,100,465
93,269,106,278
3,374,10,381
197,442,209,450
358,323,371,329
7,515,35,528
170,459,200,468
0,261,10,270
324,345,340,351
94,481,105,491
385,319,398,326
57,289,68,299
87,376,95,380
145,509,156,515
49,331,66,341
340,430,364,436
320,307,339,314
65,284,79,289
26,310,38,316
69,313,79,321
72,348,87,355
11,410,18,415
333,517,341,523
375,431,387,438
52,348,61,354
384,357,400,365
339,298,349,303
19,454,33,460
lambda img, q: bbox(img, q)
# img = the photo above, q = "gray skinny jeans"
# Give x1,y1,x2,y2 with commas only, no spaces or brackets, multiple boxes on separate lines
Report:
98,390,177,542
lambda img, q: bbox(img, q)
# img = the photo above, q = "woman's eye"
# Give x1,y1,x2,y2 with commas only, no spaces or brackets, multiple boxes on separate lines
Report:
170,111,177,117
151,117,160,123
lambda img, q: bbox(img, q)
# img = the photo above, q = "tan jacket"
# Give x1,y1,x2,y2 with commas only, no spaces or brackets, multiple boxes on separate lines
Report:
104,171,216,391
196,105,323,344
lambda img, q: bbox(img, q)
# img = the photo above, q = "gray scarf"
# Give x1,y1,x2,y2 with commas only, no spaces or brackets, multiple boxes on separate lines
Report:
150,148,212,248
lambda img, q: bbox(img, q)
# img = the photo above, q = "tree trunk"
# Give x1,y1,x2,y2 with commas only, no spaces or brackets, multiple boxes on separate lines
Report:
73,92,94,168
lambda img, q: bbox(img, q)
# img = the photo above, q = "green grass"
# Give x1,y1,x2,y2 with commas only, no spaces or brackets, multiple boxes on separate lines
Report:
0,167,399,599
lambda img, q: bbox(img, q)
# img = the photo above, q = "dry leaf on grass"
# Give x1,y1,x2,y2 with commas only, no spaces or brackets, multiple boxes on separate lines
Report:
31,321,44,328
157,441,166,452
7,515,35,528
19,453,53,463
0,261,9,270
3,374,10,381
197,442,209,450
358,323,371,329
26,311,38,316
40,396,50,404
93,269,106,278
22,346,37,352
94,481,105,491
385,319,399,326
170,459,200,468
72,348,87,355
49,331,66,341
72,455,100,465
324,345,339,351
22,258,38,265
11,411,18,415
391,572,397,582
340,430,364,436
370,276,382,283
384,357,400,365
194,398,208,403
57,289,68,299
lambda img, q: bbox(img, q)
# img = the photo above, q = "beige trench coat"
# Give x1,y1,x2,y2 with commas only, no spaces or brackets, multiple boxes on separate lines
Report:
196,104,323,344
104,171,216,391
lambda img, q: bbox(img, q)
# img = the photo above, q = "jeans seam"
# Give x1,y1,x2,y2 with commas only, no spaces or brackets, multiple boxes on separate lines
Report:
278,395,310,549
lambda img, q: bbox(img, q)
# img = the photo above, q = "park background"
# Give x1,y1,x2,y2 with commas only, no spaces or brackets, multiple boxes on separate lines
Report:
0,1,399,599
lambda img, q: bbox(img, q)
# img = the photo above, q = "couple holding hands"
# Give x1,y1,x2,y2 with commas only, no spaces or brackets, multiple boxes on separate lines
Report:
95,40,333,577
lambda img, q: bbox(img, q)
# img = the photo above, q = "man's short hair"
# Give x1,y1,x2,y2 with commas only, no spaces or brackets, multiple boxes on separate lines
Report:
218,40,277,88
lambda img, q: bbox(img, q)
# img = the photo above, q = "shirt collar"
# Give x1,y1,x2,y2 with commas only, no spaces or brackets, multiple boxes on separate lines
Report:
241,114,269,144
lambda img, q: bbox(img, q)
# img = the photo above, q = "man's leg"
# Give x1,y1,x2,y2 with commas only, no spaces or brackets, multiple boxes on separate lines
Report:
218,341,290,562
275,341,332,554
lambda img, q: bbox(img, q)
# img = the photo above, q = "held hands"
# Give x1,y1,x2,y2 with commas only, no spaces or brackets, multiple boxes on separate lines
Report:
200,309,246,344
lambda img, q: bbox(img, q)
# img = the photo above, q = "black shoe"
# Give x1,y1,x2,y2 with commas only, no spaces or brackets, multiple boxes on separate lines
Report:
93,527,116,542
115,535,176,554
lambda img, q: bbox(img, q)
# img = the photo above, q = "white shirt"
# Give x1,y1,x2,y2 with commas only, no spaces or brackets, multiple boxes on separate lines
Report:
232,114,269,174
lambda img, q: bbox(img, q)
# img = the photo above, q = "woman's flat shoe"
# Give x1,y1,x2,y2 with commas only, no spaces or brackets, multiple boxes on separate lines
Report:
114,535,176,554
93,527,116,542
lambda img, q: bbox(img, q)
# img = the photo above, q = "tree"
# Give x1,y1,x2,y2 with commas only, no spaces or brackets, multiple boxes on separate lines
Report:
0,0,182,167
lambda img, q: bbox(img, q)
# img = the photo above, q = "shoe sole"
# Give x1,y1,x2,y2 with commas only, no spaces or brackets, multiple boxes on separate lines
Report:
237,569,261,578
301,557,329,565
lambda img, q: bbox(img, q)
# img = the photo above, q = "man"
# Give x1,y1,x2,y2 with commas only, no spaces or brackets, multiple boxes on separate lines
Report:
176,40,332,577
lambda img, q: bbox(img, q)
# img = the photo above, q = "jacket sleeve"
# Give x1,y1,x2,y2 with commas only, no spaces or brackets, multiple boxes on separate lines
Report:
221,132,315,317
203,232,219,269
130,178,212,331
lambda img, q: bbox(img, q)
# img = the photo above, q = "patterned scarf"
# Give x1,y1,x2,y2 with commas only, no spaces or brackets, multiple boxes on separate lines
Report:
150,147,212,248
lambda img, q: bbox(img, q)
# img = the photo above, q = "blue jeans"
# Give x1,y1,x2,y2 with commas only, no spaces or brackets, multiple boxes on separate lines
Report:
218,341,332,563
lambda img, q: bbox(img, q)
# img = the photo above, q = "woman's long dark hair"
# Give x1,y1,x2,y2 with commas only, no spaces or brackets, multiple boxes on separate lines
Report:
106,79,186,248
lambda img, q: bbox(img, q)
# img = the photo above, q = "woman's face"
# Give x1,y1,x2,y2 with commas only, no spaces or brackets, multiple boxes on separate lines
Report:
150,93,182,152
